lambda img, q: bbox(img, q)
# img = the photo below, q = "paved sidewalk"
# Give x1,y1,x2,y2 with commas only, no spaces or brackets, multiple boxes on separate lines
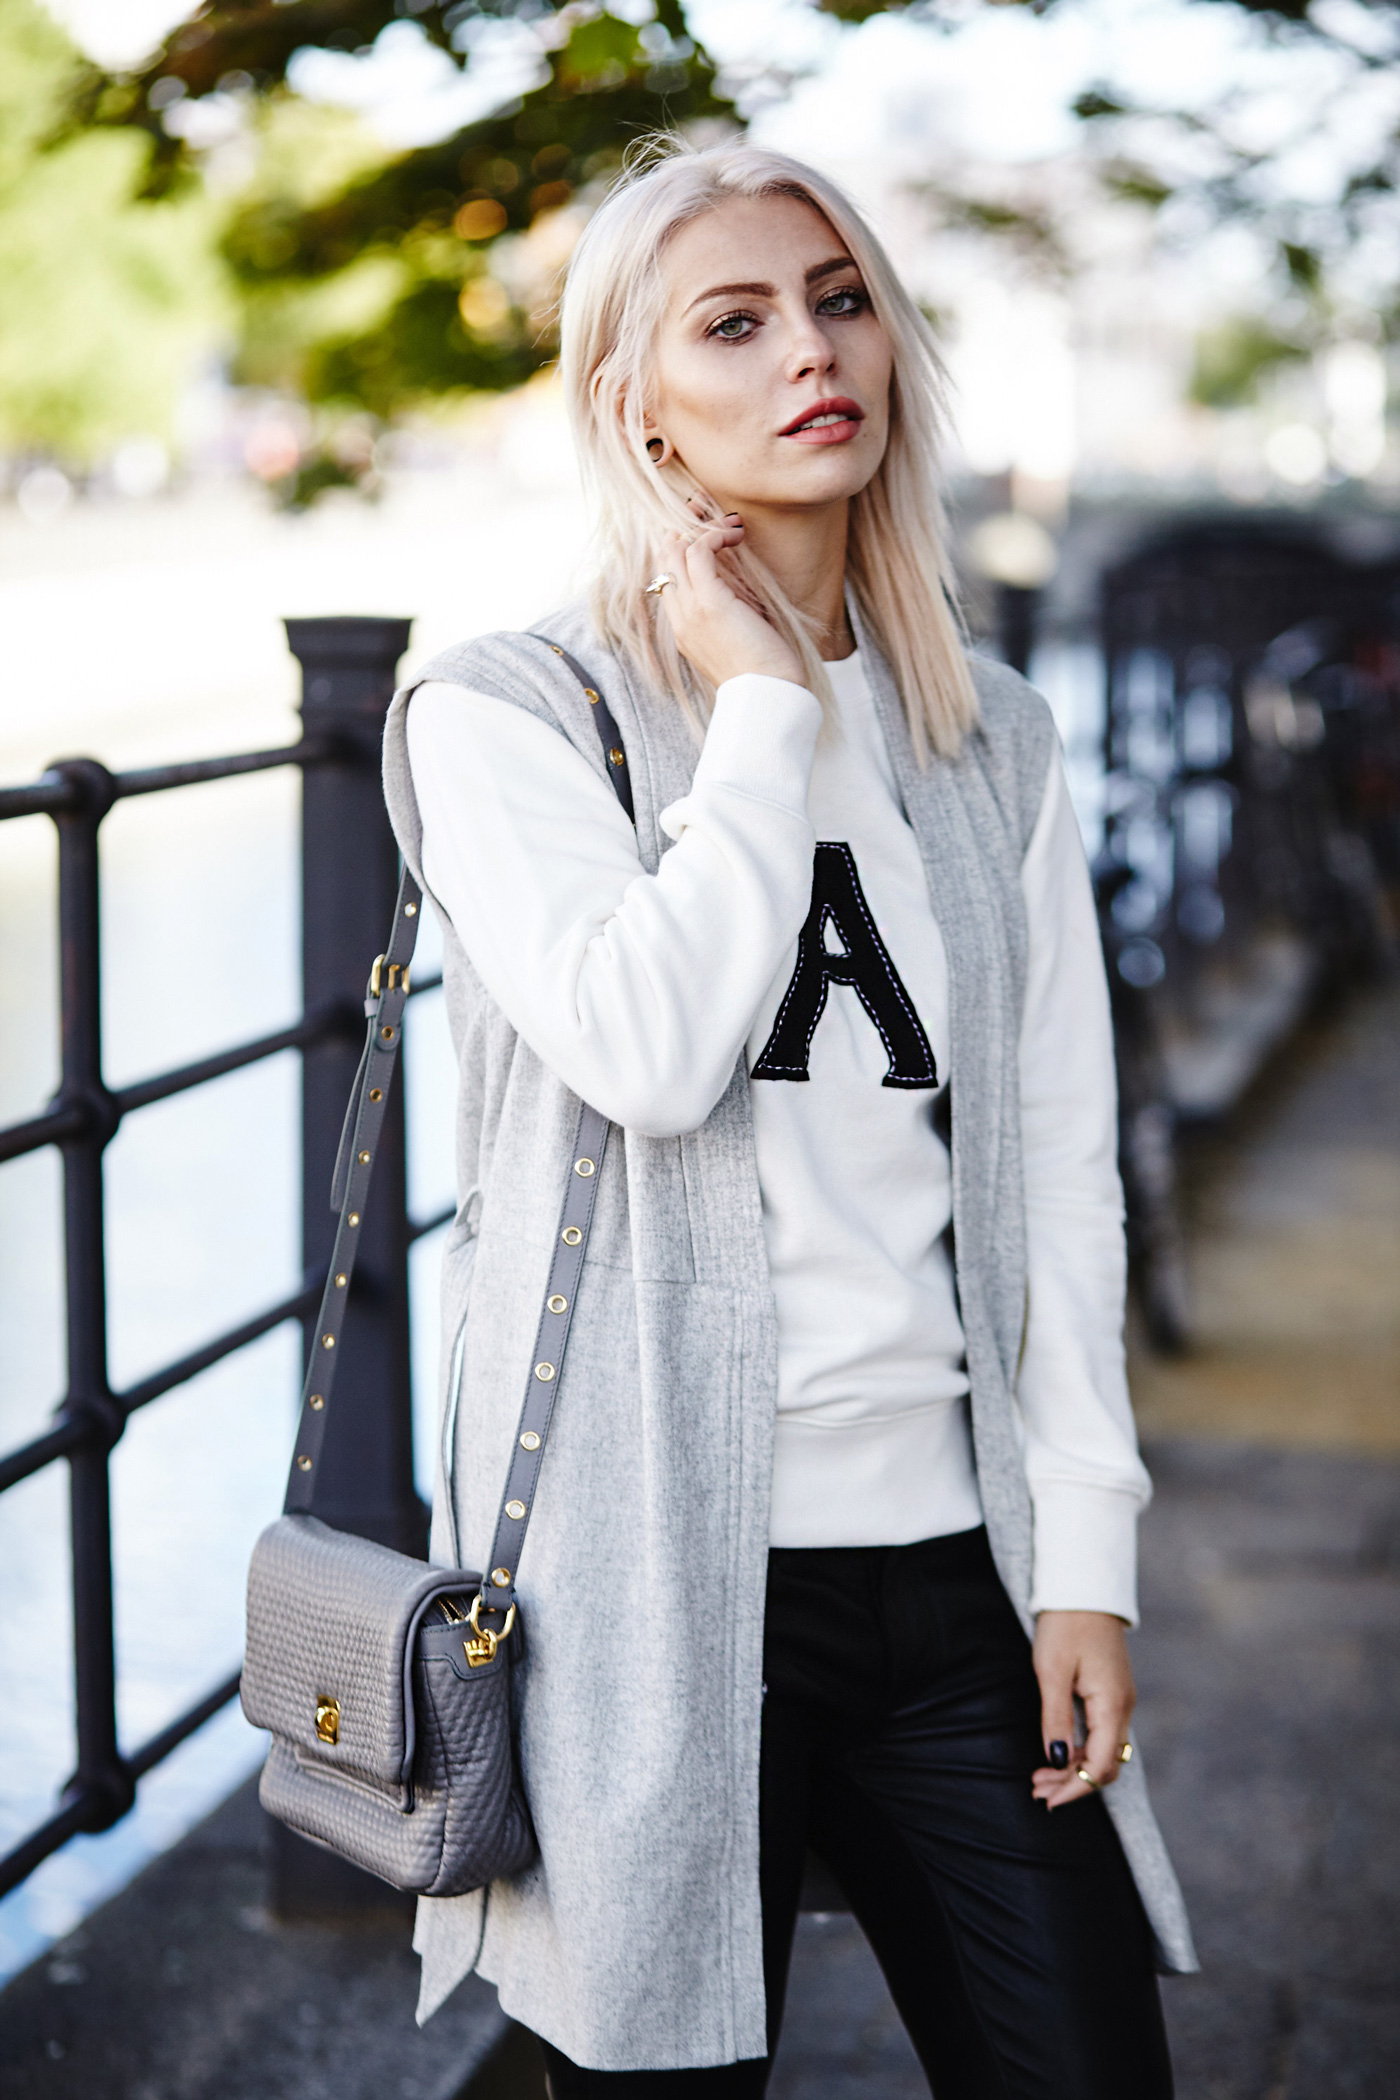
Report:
0,1779,515,2100
1129,983,1400,1452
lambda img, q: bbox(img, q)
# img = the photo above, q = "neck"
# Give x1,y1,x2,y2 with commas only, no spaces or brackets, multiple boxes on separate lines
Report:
737,498,854,661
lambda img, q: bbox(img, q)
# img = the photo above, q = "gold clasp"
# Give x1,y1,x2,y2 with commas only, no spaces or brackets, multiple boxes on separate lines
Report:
369,954,411,999
314,1696,341,1744
464,1592,516,1669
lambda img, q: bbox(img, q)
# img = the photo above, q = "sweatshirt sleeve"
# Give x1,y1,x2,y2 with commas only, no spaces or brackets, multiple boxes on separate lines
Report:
1017,746,1152,1625
405,672,822,1137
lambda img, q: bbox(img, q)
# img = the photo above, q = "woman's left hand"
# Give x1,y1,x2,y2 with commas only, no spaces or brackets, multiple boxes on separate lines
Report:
1030,1610,1135,1809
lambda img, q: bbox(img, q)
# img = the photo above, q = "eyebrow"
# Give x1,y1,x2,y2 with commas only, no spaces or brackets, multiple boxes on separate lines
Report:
682,256,859,318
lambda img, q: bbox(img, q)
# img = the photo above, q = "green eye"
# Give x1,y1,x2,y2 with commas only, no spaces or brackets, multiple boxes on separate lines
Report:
710,310,756,340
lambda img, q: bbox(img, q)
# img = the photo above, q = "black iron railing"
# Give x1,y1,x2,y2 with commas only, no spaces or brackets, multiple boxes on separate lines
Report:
0,617,445,1903
1094,519,1400,1347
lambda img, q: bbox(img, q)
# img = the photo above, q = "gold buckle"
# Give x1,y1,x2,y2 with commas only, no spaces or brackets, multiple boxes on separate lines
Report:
464,1593,516,1668
369,954,411,999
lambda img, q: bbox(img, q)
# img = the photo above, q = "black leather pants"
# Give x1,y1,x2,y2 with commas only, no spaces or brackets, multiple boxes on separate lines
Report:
540,1527,1173,2099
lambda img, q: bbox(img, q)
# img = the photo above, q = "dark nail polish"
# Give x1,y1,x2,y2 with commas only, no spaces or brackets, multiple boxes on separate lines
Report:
1048,1740,1070,1770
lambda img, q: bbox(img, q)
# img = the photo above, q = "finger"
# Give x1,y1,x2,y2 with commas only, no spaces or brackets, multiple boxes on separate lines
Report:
1030,1633,1091,1808
1034,1771,1096,1810
1078,1689,1131,1791
1030,1759,1099,1808
1036,1652,1076,1782
682,526,742,603
651,533,694,631
686,520,744,562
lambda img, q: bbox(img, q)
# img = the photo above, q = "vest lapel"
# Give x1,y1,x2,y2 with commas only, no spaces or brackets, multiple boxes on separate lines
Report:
849,607,1035,1611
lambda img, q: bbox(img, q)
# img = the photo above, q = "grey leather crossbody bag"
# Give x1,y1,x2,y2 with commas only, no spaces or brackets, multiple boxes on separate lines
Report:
241,640,633,1896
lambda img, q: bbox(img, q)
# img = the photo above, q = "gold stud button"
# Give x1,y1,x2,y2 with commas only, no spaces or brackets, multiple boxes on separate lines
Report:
348,1212,360,1228
562,1226,582,1246
315,1696,340,1744
404,901,417,917
609,748,624,766
548,1294,567,1314
335,1273,347,1288
535,1362,555,1381
520,1431,541,1451
574,1158,595,1178
505,1500,526,1520
297,1455,312,1472
491,1567,511,1587
309,1394,324,1411
321,1334,335,1350
358,1150,371,1165
369,1087,382,1103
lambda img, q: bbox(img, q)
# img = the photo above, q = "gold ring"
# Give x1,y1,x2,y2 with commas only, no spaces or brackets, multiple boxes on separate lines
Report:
1118,1742,1133,1764
1076,1766,1101,1791
643,573,675,596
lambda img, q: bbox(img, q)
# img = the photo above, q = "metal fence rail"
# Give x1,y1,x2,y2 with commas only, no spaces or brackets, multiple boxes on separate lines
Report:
1095,518,1400,1347
0,617,440,1903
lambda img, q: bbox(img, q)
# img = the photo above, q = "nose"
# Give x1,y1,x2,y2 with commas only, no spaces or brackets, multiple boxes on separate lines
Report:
783,303,838,384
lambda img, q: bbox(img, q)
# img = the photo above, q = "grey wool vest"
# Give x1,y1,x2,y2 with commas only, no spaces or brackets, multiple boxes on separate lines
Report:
381,600,1196,2069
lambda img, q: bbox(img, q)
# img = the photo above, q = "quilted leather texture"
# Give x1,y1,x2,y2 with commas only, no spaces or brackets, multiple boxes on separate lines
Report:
244,1514,535,1895
256,1652,535,1895
243,1516,465,1788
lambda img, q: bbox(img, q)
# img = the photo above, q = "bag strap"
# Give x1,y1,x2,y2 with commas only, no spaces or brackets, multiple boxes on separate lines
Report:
535,635,635,821
282,637,632,1634
283,862,423,1514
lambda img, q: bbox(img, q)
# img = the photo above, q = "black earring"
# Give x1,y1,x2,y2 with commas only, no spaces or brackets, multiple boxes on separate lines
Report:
646,438,665,463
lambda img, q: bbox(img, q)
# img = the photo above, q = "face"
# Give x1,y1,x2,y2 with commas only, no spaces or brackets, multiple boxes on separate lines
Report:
645,192,893,520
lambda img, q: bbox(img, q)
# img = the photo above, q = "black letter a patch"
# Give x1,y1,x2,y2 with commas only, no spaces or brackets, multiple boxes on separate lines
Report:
752,842,937,1089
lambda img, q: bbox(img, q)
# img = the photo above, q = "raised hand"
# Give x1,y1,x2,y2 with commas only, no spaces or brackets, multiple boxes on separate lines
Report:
652,516,804,690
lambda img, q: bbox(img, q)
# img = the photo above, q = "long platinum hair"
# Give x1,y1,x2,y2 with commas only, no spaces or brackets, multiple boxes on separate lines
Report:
558,136,978,759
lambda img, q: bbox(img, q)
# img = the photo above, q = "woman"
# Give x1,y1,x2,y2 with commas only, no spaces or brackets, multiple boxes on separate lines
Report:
383,138,1194,2096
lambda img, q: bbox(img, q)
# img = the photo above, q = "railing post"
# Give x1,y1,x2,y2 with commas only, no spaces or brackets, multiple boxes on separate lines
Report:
289,614,421,1559
996,581,1039,677
274,615,421,1922
51,758,133,1835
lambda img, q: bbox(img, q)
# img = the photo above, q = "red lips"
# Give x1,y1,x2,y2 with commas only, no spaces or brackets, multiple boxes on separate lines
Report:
779,397,864,436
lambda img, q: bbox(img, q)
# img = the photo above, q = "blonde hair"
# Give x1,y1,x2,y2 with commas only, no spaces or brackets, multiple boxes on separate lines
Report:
558,136,978,760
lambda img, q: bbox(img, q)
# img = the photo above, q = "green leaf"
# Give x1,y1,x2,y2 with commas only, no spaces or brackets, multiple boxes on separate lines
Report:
1188,314,1310,408
1073,87,1129,122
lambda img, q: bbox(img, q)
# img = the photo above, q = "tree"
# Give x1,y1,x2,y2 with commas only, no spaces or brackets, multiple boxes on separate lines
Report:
0,0,226,467
73,0,733,430
70,0,1399,445
225,10,731,419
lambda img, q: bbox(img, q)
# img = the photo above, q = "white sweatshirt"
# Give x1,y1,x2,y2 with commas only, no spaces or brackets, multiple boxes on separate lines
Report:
407,650,1150,1622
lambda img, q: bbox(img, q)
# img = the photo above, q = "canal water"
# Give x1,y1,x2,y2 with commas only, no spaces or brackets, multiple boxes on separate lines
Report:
0,435,1104,1983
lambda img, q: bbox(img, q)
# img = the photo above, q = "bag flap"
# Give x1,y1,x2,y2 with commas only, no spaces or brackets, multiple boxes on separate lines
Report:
241,1514,476,1792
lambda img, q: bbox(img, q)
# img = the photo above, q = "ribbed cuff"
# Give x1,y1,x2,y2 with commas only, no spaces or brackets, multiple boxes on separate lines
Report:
1029,1481,1141,1625
692,675,822,810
